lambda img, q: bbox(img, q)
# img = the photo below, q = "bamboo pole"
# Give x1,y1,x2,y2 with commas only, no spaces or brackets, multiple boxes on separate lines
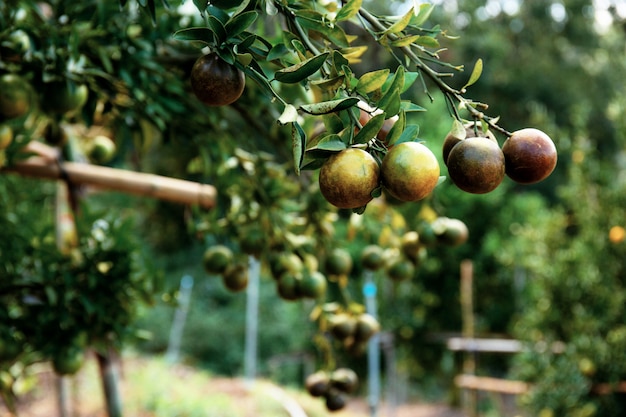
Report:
460,260,477,417
3,142,217,209
454,375,529,395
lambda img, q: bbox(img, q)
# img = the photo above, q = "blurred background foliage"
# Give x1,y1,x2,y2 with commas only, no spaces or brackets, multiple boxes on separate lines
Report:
1,0,625,415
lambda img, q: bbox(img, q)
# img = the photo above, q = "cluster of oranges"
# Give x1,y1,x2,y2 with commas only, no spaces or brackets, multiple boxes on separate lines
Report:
444,122,557,194
318,119,557,211
305,367,359,411
318,141,441,210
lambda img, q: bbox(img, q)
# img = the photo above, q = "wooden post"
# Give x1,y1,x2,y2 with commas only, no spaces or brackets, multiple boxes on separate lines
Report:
460,260,477,417
55,182,76,417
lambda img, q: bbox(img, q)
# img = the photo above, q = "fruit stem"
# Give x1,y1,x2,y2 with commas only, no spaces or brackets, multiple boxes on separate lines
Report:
356,8,513,138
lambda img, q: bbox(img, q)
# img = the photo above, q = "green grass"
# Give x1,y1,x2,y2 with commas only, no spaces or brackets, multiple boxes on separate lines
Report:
65,352,365,417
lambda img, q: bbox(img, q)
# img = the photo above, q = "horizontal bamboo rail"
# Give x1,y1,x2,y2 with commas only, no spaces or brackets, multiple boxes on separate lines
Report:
454,374,529,395
2,142,217,209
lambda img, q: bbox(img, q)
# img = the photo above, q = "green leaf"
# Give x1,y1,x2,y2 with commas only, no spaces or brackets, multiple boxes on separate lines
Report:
234,34,257,52
274,52,329,84
296,11,350,47
400,101,426,112
266,0,278,15
230,0,251,16
335,0,362,22
309,134,347,152
225,11,258,39
394,124,420,145
322,113,345,133
172,27,216,44
235,52,252,67
385,110,406,146
378,88,401,117
267,44,290,62
382,65,405,95
411,3,435,27
300,97,360,115
463,58,483,90
292,122,306,175
401,71,420,93
414,35,440,48
208,15,227,44
384,6,415,35
450,119,466,140
193,0,207,15
147,0,157,24
353,113,386,144
331,50,350,71
356,69,390,95
278,104,299,125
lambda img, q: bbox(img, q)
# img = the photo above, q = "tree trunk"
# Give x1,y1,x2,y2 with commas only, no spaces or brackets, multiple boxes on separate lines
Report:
96,350,123,417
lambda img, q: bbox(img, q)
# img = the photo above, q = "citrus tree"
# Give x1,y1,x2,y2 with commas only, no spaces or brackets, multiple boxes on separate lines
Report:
0,0,561,414
419,1,626,415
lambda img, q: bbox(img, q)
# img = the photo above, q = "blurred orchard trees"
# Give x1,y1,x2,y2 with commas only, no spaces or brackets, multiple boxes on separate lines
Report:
0,0,624,415
418,0,626,415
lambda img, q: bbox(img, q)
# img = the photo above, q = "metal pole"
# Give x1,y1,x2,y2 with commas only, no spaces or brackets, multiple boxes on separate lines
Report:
244,256,261,388
363,270,380,417
166,275,194,363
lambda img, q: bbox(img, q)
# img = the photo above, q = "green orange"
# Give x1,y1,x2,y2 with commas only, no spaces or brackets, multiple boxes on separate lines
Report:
203,245,233,275
381,142,440,202
360,244,384,271
318,148,380,209
222,264,248,292
0,74,32,120
325,248,353,276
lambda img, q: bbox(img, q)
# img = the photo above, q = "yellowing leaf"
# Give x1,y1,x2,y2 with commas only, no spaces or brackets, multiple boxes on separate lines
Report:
356,69,390,94
463,58,483,90
384,7,415,35
390,34,421,47
335,0,362,22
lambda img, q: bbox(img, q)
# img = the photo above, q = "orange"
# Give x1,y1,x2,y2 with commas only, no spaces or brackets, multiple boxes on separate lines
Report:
318,148,380,209
325,248,353,276
0,125,13,149
381,142,440,202
43,80,88,115
360,244,384,271
190,53,245,106
52,346,85,375
202,245,233,275
502,128,557,184
222,264,248,292
386,257,415,282
0,74,32,120
447,137,505,194
299,271,327,299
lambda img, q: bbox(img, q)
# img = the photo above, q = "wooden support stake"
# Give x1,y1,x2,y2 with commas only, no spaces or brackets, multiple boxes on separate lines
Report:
3,142,217,209
460,259,477,417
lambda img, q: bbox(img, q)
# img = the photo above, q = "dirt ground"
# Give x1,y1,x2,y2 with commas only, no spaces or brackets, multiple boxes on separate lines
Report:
2,378,467,417
0,359,467,417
